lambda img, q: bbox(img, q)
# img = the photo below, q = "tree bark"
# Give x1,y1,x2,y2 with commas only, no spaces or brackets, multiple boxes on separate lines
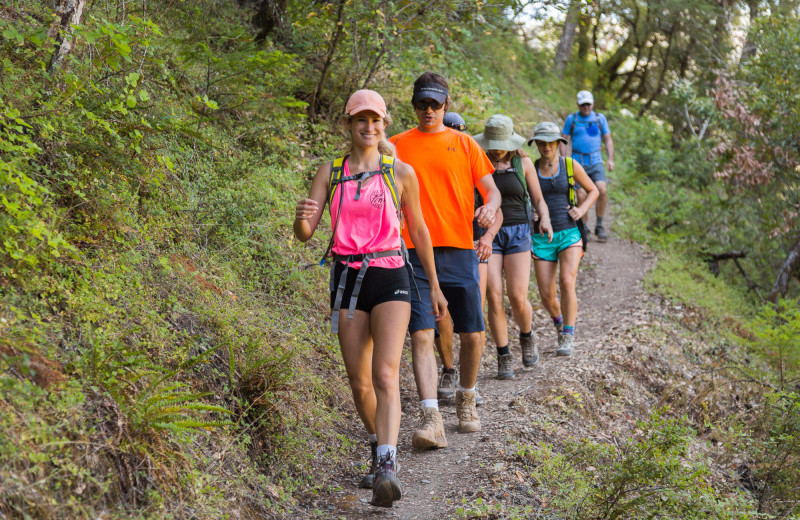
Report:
308,0,346,121
552,0,581,78
768,234,800,302
47,0,88,73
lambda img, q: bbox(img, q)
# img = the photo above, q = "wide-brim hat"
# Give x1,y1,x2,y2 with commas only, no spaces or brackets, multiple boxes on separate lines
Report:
527,121,567,146
473,114,526,151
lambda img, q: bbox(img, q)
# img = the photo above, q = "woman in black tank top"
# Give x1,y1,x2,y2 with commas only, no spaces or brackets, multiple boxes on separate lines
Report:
474,115,552,380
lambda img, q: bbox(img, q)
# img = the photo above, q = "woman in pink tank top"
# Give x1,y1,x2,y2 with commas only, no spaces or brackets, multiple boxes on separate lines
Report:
293,90,447,508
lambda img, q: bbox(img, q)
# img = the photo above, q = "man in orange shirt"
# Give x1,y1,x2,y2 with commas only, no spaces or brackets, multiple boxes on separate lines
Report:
390,72,501,444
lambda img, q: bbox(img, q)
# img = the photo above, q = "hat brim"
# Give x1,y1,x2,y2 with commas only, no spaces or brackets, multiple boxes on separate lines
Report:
527,135,568,146
412,89,448,104
347,104,386,118
474,132,526,152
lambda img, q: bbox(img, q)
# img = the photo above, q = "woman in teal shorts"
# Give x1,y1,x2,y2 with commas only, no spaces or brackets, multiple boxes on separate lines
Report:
528,122,598,356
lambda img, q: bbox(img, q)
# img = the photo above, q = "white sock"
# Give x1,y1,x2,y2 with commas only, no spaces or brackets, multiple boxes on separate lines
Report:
368,433,377,444
377,444,396,460
458,385,475,393
421,399,438,411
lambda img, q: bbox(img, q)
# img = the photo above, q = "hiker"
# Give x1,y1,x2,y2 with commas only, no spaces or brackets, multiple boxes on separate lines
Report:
559,90,614,242
529,121,598,356
293,89,447,508
474,115,552,380
390,73,501,443
434,112,503,404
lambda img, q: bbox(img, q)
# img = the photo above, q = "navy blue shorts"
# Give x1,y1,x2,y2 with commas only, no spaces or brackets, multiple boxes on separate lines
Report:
491,223,531,255
406,248,484,334
330,264,410,313
581,162,606,184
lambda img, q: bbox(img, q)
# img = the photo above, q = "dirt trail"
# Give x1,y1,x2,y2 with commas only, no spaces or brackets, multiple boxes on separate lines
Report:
310,214,657,519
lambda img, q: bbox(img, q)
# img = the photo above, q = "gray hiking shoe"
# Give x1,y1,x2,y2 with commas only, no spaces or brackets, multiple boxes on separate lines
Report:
556,334,575,356
437,368,458,400
595,224,608,242
475,388,484,406
359,441,378,489
554,321,564,334
370,453,403,507
520,333,539,367
497,353,515,379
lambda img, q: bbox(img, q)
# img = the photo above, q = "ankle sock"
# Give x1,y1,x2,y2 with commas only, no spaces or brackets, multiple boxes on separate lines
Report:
377,444,396,460
520,330,532,338
368,433,377,444
458,385,475,393
421,399,438,411
553,314,563,326
442,367,456,375
496,344,510,356
562,325,575,335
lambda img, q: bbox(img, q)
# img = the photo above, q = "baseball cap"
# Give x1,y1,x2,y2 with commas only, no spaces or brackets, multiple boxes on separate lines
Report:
577,90,594,105
443,112,467,131
345,89,387,118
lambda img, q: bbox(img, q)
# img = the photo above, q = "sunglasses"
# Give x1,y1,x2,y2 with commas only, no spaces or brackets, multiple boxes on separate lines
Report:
413,99,444,111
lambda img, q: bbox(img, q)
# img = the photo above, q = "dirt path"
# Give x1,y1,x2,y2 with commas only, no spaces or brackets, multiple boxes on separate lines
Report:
309,214,657,519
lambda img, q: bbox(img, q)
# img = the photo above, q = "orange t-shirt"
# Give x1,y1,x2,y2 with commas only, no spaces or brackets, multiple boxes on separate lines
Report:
390,127,493,249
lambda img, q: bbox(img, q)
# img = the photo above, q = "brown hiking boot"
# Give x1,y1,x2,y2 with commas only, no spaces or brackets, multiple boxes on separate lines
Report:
411,407,448,449
520,333,539,367
455,390,481,433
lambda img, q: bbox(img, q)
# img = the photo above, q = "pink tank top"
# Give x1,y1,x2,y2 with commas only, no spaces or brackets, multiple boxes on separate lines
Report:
330,159,404,269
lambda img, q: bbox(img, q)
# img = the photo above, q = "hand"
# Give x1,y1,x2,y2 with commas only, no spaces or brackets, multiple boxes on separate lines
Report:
474,235,493,262
538,217,554,243
295,199,319,220
607,158,615,172
567,205,585,222
474,205,495,228
430,287,448,321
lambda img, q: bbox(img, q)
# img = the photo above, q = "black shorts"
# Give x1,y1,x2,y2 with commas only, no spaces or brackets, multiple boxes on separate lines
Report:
330,263,411,314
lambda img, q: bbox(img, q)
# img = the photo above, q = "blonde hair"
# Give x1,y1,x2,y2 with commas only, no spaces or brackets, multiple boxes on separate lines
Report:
337,113,395,157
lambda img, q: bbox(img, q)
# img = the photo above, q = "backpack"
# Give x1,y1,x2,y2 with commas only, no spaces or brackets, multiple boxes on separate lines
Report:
532,156,588,252
320,154,416,332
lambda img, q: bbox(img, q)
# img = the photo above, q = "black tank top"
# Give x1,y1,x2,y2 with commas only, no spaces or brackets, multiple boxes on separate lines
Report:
493,167,528,227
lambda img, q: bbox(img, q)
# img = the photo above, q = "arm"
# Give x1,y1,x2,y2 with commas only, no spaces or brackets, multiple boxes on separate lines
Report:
475,208,503,262
474,174,501,228
603,132,615,171
559,135,569,157
396,160,447,320
522,156,552,241
568,161,599,222
559,116,571,157
293,162,330,242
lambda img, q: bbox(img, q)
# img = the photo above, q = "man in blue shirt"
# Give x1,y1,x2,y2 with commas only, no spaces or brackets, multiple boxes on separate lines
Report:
559,90,615,242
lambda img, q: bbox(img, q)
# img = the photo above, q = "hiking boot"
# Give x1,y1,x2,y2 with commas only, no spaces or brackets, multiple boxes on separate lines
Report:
556,334,575,356
411,407,448,449
437,368,458,400
370,453,403,507
455,390,481,433
554,321,564,334
497,353,515,380
595,224,608,242
359,441,378,489
475,388,484,407
520,333,539,367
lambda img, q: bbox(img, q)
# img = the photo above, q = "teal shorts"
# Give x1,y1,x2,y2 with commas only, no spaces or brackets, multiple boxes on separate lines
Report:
532,227,582,262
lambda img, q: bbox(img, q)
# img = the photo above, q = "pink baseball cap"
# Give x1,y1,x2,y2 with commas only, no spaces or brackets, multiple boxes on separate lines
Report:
345,89,387,118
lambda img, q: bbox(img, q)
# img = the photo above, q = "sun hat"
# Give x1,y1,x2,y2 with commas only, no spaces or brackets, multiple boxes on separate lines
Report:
473,114,526,151
345,89,387,118
527,121,568,146
412,83,449,104
443,112,467,131
577,90,594,105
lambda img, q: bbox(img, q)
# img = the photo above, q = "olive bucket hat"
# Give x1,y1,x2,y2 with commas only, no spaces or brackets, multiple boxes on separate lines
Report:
474,114,526,151
527,121,568,146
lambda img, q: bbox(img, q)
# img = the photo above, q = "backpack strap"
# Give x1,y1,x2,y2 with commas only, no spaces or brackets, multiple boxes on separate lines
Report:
380,155,400,214
510,155,532,222
569,112,578,136
564,156,577,206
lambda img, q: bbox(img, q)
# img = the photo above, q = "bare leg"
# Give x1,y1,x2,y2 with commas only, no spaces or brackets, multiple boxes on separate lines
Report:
534,259,560,319
557,247,583,326
337,309,376,435
458,331,483,388
594,181,607,219
434,313,455,370
411,329,438,401
503,251,532,334
486,253,507,348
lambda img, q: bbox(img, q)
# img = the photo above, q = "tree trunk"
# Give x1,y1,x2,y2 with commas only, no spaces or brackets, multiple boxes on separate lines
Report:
308,0,346,121
47,0,88,73
640,29,675,115
768,235,800,302
241,0,288,42
552,0,581,78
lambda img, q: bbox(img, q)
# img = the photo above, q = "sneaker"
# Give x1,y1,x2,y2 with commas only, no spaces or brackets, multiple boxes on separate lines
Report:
437,368,458,400
359,441,378,489
556,334,575,356
520,333,539,367
595,224,608,242
475,388,484,407
370,453,403,507
455,390,481,433
497,353,515,380
411,407,448,449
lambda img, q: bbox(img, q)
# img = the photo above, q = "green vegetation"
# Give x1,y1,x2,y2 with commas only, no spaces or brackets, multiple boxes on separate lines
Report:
2,0,800,518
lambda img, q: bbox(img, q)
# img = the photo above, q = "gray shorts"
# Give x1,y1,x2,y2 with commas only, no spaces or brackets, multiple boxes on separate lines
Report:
581,162,606,184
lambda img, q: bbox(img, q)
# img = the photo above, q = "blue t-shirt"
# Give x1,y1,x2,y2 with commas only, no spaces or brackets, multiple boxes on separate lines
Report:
562,111,610,166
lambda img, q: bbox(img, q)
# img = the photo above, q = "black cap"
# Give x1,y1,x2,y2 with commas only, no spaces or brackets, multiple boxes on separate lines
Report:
443,112,466,131
412,82,449,103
